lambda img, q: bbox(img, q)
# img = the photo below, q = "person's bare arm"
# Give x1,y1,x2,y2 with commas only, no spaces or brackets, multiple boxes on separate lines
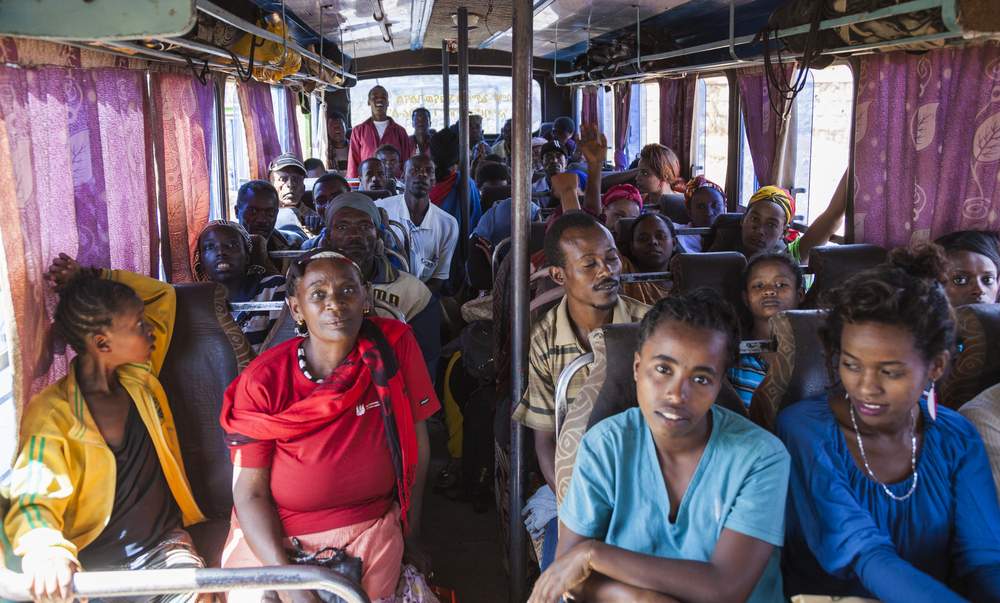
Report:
578,123,607,217
797,170,848,263
534,428,558,492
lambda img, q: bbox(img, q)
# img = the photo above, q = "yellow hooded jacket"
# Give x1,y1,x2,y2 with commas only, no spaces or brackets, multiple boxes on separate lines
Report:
4,269,205,564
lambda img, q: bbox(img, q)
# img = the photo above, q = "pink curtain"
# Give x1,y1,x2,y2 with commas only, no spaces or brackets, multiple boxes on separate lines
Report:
658,76,696,179
581,86,599,128
613,83,632,170
738,66,793,185
853,41,1000,246
284,88,303,158
237,81,281,180
150,73,216,283
0,65,156,413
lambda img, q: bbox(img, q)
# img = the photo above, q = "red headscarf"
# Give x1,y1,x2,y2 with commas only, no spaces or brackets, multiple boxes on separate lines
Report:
684,176,727,208
601,184,644,210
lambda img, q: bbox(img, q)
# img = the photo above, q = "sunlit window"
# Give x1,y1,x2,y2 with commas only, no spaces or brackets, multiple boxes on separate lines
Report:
639,82,660,150
692,76,730,186
224,80,251,219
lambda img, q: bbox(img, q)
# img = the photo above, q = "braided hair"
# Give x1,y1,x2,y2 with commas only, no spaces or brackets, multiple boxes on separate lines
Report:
637,288,741,367
54,271,141,354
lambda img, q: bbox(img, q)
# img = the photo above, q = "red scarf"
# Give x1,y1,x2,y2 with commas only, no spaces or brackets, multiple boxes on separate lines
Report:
429,172,457,207
220,318,419,533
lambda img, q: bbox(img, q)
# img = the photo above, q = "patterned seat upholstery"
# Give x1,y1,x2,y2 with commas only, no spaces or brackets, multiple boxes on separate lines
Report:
158,283,254,566
802,244,887,308
941,303,1000,409
554,322,745,504
670,251,748,313
749,310,830,431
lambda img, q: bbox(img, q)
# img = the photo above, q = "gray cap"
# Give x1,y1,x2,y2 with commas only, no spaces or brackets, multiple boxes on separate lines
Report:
326,192,382,227
268,153,306,175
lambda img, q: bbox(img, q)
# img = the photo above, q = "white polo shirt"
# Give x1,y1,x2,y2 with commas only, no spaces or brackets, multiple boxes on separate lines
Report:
376,193,458,282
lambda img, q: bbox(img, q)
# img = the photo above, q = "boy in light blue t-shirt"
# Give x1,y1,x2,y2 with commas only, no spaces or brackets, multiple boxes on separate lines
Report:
528,290,790,603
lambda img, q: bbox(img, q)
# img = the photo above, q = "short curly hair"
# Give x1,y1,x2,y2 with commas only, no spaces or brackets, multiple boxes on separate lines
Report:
637,288,741,367
54,272,142,354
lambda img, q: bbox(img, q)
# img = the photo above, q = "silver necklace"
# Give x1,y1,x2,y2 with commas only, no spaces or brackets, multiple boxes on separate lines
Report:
848,399,919,501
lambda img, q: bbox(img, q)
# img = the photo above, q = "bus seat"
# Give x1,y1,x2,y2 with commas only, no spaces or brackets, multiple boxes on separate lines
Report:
941,303,1000,409
467,238,494,291
554,322,745,503
704,212,744,251
480,184,512,213
158,283,253,566
669,252,748,312
358,189,394,201
803,244,887,308
658,193,689,225
749,309,829,431
529,221,547,255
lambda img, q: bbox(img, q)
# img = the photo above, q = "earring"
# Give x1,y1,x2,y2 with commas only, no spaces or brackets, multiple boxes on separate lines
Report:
363,307,372,316
926,380,938,421
294,320,309,338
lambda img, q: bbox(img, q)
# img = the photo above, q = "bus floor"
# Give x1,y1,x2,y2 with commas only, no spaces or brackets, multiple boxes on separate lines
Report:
423,416,509,603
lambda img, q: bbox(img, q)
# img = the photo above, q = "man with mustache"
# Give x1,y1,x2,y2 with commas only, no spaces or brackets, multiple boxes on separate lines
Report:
376,155,457,295
512,211,649,570
347,85,414,178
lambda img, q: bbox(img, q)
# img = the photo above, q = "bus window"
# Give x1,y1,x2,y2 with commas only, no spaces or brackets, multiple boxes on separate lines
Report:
638,82,661,151
349,74,542,135
225,80,252,217
602,86,615,164
692,75,730,187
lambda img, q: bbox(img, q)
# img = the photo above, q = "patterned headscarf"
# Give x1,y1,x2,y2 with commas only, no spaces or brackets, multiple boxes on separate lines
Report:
684,176,727,208
602,184,643,209
748,186,796,226
193,220,263,282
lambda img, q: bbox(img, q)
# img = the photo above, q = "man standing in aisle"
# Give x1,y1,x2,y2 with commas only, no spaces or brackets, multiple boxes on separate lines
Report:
347,86,414,177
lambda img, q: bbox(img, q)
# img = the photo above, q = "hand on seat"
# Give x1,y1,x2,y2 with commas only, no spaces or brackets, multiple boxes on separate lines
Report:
21,547,79,603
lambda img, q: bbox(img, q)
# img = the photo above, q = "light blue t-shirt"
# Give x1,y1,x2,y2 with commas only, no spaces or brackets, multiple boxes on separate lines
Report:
560,406,790,603
472,197,541,246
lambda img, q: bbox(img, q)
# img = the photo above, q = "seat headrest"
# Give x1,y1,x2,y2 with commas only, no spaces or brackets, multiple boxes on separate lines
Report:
659,193,690,224
803,244,887,308
750,309,829,431
529,221,547,255
261,305,297,351
670,252,748,313
942,303,1000,409
159,283,252,520
704,212,744,251
467,241,494,291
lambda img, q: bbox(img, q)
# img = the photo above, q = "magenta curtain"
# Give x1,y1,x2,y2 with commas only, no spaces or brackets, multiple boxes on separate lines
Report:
284,88,302,158
237,81,281,180
738,66,793,185
658,76,696,179
581,86,599,128
853,42,1000,246
150,73,216,283
613,83,632,170
0,65,156,412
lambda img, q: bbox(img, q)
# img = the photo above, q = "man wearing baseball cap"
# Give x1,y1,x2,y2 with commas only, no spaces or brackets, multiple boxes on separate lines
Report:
269,153,320,238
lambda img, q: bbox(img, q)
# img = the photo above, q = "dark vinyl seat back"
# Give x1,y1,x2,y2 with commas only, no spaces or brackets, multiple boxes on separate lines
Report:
941,303,1000,409
529,221,547,256
749,309,830,431
467,240,494,291
659,193,689,225
704,212,745,251
159,283,252,521
554,322,745,503
670,252,748,314
803,244,888,308
480,185,512,213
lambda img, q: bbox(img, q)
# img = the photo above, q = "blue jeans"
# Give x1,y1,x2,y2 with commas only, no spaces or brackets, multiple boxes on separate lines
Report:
541,516,559,571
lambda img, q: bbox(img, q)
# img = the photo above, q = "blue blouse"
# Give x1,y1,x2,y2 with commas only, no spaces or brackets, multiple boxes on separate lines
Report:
777,396,1000,603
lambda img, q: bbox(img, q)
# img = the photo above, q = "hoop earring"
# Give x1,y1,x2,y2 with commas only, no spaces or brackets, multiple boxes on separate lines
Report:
294,320,309,338
926,381,937,421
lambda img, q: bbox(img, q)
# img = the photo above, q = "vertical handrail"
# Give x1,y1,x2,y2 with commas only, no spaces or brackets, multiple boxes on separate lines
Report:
214,76,231,220
509,0,533,600
457,8,471,264
442,40,451,128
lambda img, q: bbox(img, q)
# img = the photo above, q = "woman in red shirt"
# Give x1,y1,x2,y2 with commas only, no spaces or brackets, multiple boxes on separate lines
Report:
219,250,439,603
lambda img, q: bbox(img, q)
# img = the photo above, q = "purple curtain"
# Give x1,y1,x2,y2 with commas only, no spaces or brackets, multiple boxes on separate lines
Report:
658,76,696,179
284,88,302,158
738,66,793,185
0,65,156,411
854,41,1000,246
237,81,281,180
613,83,632,170
581,86,599,128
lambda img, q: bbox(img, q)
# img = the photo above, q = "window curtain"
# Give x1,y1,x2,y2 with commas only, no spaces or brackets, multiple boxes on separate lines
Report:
613,83,633,170
853,41,1000,246
237,81,282,180
658,76,696,179
284,88,303,158
581,86,600,128
738,65,794,186
0,65,156,414
150,73,217,283
312,94,329,168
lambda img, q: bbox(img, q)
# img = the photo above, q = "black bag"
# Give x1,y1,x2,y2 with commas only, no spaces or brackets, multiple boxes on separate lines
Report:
285,537,363,603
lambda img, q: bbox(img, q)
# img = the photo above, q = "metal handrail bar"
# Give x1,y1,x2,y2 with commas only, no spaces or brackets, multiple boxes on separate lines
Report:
0,567,369,603
554,352,594,437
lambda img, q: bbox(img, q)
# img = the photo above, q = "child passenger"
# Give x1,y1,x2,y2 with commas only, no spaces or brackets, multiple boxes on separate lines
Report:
779,245,1000,602
934,230,1000,307
5,255,206,603
529,289,790,603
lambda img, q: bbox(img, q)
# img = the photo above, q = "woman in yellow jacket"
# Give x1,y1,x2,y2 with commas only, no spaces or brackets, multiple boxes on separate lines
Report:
4,254,206,603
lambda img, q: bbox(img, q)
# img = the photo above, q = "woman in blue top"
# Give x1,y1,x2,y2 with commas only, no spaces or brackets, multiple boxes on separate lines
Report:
778,244,1000,602
529,290,791,603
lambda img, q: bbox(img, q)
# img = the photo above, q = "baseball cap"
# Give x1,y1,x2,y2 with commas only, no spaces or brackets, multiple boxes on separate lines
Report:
268,153,306,176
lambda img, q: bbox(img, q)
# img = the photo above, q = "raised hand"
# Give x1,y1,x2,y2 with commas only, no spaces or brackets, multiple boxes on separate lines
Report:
578,123,608,167
549,172,581,200
44,253,86,292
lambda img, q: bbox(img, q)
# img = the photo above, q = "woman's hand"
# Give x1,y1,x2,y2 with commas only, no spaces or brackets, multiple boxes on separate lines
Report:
44,253,85,292
528,540,596,603
21,548,79,603
578,124,607,167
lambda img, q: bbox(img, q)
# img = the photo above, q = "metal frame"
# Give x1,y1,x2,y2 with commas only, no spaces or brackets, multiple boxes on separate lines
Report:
457,8,471,263
554,352,594,437
492,237,512,274
0,567,368,603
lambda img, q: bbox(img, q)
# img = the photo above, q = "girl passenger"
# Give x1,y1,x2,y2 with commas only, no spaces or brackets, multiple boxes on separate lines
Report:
619,213,677,305
634,143,686,202
729,253,805,408
220,250,439,603
677,176,727,253
778,245,1000,602
934,230,1000,306
529,290,790,603
5,255,207,603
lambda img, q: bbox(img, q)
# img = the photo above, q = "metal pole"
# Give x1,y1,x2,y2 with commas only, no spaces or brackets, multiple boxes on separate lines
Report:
457,8,470,262
214,77,231,220
509,0,532,599
442,40,451,127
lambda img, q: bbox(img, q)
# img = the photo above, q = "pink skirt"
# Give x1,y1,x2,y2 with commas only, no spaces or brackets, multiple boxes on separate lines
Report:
222,505,405,601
